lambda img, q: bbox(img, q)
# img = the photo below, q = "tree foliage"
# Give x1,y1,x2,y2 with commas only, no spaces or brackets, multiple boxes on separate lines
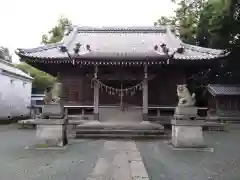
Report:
155,0,206,44
15,63,56,93
196,0,237,49
0,46,12,62
154,16,176,26
41,16,72,45
154,0,240,101
176,0,206,44
155,0,239,48
20,16,72,92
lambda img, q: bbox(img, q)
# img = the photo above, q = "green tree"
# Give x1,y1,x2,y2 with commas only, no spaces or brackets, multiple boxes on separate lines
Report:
19,16,73,92
194,0,239,82
155,0,239,89
196,0,233,49
0,46,12,62
41,16,72,44
175,0,206,44
15,63,56,93
154,16,176,26
155,0,206,44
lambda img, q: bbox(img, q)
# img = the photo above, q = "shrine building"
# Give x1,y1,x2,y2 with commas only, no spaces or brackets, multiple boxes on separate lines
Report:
16,26,228,120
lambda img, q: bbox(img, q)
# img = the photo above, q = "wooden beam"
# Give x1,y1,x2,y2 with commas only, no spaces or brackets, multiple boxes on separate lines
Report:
142,65,148,120
93,66,99,120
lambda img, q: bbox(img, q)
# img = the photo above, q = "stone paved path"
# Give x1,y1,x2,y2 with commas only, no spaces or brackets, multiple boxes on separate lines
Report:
87,141,149,180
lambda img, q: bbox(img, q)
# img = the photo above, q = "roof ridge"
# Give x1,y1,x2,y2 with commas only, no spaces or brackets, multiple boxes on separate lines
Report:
75,25,169,33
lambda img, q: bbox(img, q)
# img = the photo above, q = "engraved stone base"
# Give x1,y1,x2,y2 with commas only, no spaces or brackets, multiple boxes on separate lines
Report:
174,106,198,117
142,113,148,121
93,113,99,121
42,104,64,119
171,119,205,148
36,119,67,147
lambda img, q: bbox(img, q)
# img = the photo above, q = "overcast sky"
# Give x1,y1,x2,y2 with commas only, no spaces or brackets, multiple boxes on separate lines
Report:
0,0,176,63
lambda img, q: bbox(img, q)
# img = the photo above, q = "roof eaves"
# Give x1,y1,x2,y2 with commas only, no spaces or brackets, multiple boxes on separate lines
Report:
1,69,33,80
182,43,228,56
16,42,63,55
207,84,217,96
174,54,226,60
207,84,240,96
0,59,33,80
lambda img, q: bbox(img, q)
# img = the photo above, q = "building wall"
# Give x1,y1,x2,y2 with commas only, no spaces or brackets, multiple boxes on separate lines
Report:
59,66,186,106
0,71,32,121
207,95,216,110
215,96,240,111
149,68,186,106
60,73,93,105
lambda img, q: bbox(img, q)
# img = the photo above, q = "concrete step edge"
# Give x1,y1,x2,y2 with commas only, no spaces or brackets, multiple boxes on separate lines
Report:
75,134,167,138
75,129,164,134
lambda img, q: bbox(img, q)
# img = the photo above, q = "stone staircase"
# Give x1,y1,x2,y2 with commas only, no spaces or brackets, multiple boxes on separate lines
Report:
74,121,165,138
69,108,165,139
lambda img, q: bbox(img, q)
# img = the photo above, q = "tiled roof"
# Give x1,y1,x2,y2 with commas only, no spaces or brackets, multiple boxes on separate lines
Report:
207,84,240,96
0,59,33,80
16,25,228,62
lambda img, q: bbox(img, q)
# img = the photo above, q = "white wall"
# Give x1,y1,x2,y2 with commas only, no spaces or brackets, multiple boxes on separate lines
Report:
0,71,32,120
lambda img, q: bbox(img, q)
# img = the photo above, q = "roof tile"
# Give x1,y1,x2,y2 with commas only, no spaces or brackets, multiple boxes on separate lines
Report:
16,26,228,61
207,84,240,96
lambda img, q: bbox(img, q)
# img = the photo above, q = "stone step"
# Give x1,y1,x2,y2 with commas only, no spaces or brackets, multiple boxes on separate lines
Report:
76,121,164,130
76,129,164,135
75,133,166,139
72,121,165,139
203,122,226,131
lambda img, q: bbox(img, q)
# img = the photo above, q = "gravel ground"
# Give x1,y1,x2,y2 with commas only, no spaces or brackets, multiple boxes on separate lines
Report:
0,124,104,180
137,125,240,180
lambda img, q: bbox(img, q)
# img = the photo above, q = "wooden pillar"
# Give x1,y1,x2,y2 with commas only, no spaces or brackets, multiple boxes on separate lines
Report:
157,109,161,117
142,65,148,120
93,66,99,120
216,98,220,112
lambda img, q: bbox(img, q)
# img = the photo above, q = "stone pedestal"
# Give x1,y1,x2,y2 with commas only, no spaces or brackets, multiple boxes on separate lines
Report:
34,104,68,148
171,106,206,148
171,119,205,148
35,119,68,147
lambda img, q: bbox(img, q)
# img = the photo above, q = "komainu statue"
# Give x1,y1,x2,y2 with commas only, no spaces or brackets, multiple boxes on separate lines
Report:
177,84,196,107
44,82,62,104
